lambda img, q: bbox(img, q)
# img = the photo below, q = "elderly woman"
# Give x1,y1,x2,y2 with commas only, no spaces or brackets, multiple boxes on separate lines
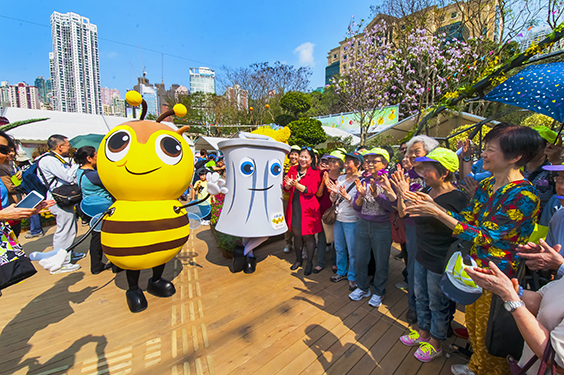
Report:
396,135,439,324
466,261,564,374
404,124,543,375
348,148,397,308
326,152,363,290
396,148,468,362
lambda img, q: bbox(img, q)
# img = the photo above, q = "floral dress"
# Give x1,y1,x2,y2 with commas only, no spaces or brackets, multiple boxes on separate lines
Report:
446,176,540,375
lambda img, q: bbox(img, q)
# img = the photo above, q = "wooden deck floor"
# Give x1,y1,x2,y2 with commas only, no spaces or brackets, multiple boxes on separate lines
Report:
0,223,470,375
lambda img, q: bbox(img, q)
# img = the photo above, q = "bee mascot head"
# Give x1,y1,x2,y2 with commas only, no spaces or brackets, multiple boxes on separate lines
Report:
98,91,194,271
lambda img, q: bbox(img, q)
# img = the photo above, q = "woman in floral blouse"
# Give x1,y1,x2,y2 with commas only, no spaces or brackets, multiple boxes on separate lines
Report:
405,123,543,375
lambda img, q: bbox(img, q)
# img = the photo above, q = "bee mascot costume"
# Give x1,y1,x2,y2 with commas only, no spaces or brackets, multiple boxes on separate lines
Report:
97,91,226,313
215,131,290,273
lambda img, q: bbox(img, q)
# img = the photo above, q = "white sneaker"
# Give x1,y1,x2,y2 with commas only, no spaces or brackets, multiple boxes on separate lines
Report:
349,287,371,301
50,263,81,275
368,294,384,307
283,245,292,253
451,364,475,375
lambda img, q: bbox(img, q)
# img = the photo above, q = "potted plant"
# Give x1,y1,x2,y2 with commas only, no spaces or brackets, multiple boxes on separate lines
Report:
209,194,243,259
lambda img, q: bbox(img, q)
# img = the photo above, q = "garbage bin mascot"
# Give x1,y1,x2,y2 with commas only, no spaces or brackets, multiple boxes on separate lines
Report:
215,131,290,273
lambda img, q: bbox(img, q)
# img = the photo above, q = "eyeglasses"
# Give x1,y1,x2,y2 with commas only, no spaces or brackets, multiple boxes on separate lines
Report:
365,159,384,165
399,147,407,152
0,145,9,155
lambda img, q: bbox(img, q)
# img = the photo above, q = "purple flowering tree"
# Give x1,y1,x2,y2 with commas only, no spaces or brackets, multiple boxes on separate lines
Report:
333,19,477,144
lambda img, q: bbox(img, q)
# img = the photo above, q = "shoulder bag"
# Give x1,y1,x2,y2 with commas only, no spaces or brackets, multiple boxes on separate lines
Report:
38,152,82,208
322,178,358,225
507,336,558,375
0,223,36,290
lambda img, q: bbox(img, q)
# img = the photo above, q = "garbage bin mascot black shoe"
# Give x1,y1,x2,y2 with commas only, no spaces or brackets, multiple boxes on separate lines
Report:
244,255,257,274
126,287,148,313
232,245,246,273
147,277,176,297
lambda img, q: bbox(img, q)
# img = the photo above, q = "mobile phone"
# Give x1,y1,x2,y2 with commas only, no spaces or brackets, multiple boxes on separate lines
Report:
15,191,45,209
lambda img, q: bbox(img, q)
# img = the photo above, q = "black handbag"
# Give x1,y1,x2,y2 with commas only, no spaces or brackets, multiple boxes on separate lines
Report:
0,224,36,290
485,260,527,359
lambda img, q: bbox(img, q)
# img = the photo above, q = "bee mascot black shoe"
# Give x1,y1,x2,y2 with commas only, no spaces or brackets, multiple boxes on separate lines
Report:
244,256,257,274
147,277,176,297
126,287,148,313
232,245,246,273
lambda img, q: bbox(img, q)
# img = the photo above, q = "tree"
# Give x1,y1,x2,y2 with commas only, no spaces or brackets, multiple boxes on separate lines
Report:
280,91,311,117
333,19,476,144
275,114,295,127
287,118,327,147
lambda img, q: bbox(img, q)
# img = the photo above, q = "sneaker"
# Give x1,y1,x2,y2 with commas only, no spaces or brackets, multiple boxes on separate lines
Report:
414,342,443,363
25,232,44,239
348,280,357,291
283,245,292,253
451,364,475,375
50,263,81,274
399,329,429,346
395,281,408,290
368,294,384,307
201,220,210,226
349,287,371,301
330,274,347,283
71,252,86,261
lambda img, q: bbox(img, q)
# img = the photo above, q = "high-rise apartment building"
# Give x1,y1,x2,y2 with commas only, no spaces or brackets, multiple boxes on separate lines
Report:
189,67,216,94
50,11,102,114
5,82,41,110
225,85,248,110
0,81,10,108
101,87,121,106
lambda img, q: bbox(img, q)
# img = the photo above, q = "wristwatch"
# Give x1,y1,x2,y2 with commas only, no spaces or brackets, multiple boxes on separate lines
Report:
463,156,472,162
503,300,525,313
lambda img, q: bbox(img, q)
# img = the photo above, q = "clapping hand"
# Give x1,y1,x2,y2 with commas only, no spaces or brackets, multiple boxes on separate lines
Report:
326,178,339,194
339,185,351,200
516,239,564,271
465,261,519,301
355,179,368,197
390,166,410,198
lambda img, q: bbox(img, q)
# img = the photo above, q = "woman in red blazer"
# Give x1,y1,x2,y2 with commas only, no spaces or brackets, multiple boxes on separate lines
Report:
283,147,323,276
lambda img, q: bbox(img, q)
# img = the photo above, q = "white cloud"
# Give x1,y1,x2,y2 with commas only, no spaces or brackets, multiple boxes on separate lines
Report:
293,42,315,67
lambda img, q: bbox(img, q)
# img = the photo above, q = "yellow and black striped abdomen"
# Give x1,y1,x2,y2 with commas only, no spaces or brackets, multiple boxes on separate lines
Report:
101,200,190,270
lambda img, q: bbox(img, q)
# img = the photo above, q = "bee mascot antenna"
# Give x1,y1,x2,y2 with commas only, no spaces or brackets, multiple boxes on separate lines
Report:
97,90,226,313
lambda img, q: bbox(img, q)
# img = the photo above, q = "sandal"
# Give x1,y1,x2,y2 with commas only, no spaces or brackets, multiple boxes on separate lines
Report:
290,262,302,271
312,266,323,274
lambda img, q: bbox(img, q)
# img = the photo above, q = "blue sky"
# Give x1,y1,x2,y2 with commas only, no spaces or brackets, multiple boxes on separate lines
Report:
1,0,377,97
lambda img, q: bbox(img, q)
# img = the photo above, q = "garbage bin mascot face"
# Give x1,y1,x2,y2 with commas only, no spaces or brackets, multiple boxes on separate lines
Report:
97,90,194,313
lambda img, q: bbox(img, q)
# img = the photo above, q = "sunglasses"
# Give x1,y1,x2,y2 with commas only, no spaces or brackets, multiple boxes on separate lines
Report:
0,145,10,155
301,146,313,151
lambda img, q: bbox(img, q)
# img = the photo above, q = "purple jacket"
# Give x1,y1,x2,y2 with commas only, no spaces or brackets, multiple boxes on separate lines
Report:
352,176,396,223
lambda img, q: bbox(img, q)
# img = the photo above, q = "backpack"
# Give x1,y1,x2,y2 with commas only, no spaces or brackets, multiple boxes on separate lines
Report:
21,153,82,207
20,154,51,196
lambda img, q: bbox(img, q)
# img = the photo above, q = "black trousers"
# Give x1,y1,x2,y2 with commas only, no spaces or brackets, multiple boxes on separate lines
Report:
90,231,106,274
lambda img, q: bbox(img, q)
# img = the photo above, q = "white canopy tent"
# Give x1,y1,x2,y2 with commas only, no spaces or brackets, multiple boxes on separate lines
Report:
1,107,193,156
367,110,495,144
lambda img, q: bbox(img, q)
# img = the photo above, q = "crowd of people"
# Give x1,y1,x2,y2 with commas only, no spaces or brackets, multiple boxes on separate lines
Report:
1,117,564,374
280,123,564,375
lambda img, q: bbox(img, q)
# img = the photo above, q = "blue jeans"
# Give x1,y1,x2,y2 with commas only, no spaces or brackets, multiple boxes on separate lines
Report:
334,220,357,280
29,214,42,235
405,223,417,311
316,226,335,269
414,260,451,341
355,219,393,296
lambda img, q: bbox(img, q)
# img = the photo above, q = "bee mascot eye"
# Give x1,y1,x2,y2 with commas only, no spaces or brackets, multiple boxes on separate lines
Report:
155,134,183,165
106,130,131,162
